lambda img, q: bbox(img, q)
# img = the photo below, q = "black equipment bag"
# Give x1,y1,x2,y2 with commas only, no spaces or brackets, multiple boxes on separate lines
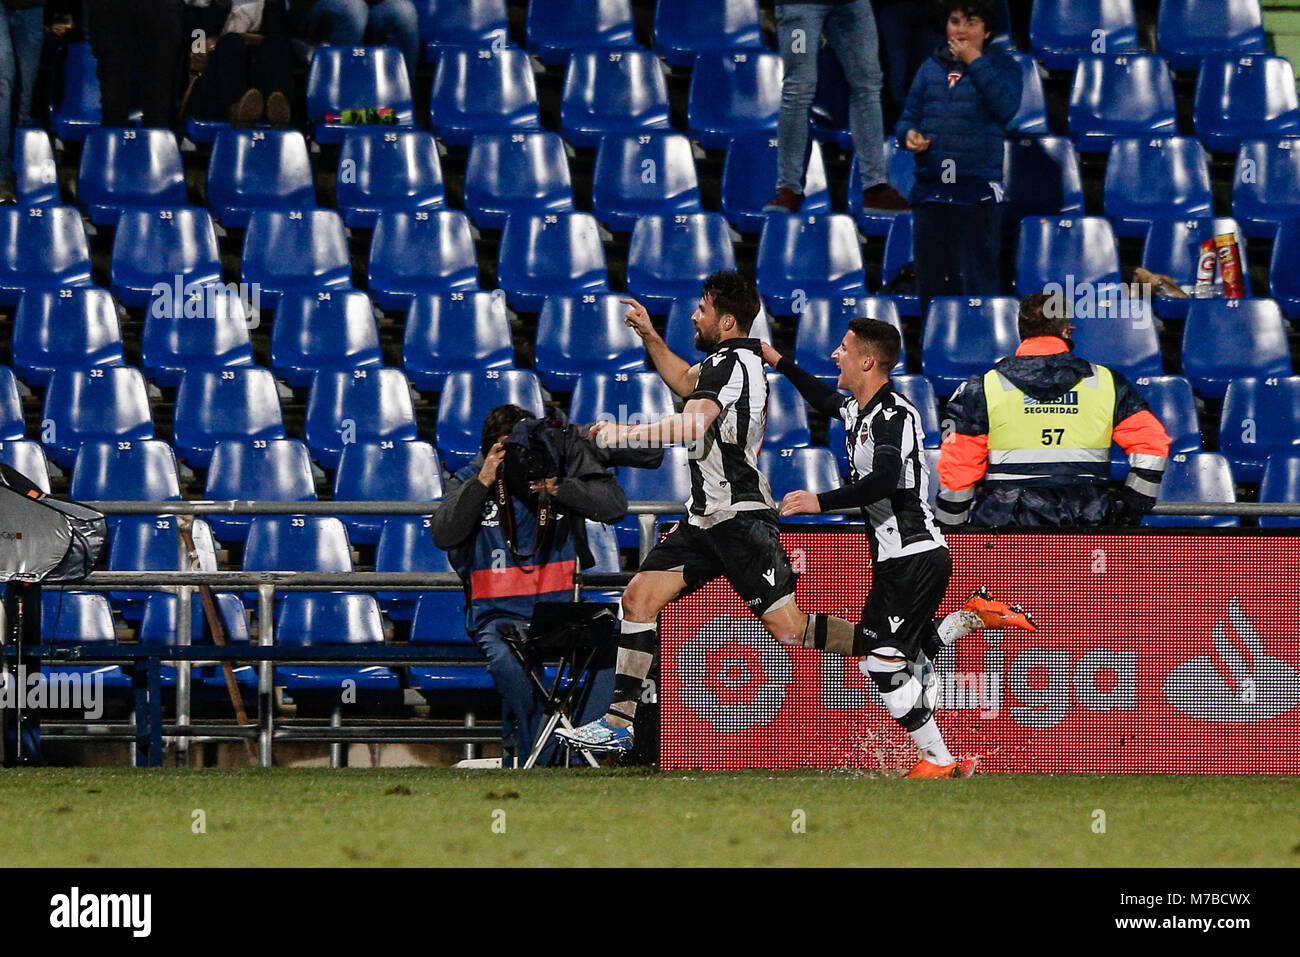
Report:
0,464,107,583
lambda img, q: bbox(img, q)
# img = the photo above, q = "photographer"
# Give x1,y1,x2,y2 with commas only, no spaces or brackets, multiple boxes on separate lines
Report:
431,404,628,766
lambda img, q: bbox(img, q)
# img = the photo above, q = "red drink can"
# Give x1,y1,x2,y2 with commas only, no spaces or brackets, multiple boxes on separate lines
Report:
1215,233,1245,298
1194,239,1216,295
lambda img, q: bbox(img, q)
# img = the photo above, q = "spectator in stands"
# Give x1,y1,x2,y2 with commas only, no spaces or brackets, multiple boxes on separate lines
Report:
88,0,185,127
764,0,909,214
935,290,1171,527
0,0,45,204
874,0,944,129
432,405,626,766
185,0,295,126
303,0,418,85
896,0,1020,315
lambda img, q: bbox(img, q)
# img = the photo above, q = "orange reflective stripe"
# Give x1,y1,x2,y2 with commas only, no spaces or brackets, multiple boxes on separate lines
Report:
937,432,989,491
470,560,576,599
1112,409,1171,458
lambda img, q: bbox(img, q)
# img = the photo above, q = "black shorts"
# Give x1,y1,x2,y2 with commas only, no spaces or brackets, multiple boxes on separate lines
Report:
858,546,952,661
639,510,797,617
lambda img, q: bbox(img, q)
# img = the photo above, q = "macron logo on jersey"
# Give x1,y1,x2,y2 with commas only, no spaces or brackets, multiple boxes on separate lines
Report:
762,568,775,586
882,409,898,420
888,615,905,633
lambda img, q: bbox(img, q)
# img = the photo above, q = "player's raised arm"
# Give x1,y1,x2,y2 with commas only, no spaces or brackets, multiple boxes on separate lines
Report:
590,397,720,450
761,342,846,419
621,297,699,399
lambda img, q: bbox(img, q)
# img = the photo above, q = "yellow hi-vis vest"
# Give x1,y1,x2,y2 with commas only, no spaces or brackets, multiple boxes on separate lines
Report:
983,363,1115,486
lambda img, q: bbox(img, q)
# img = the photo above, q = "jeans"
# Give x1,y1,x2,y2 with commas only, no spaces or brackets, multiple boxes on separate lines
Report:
912,200,1005,318
307,0,420,84
475,617,615,767
776,0,886,192
0,6,44,182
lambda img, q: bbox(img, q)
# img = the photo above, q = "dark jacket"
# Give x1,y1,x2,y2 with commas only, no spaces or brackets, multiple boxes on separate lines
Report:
896,41,1022,198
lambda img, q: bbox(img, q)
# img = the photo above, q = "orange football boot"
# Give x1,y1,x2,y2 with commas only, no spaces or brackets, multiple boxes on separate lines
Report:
964,587,1037,631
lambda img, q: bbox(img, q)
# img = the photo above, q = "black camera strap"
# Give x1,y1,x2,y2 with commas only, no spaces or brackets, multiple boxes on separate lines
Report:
494,474,555,561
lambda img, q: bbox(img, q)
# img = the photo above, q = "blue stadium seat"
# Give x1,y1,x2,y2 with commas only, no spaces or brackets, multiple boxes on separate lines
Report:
110,207,222,307
583,519,621,574
1258,451,1300,528
757,447,846,523
591,133,701,232
141,288,255,387
721,133,831,234
664,296,773,355
70,439,180,506
40,592,132,692
1218,376,1300,481
242,209,351,305
407,593,491,695
1157,0,1268,70
793,296,905,381
765,374,811,448
1068,54,1177,151
756,214,867,315
138,592,250,647
271,290,384,387
0,369,25,444
12,288,124,386
921,297,1021,397
1142,452,1238,527
1180,299,1292,398
417,0,509,57
1195,55,1300,154
16,130,59,207
626,213,737,313
1103,137,1213,237
463,131,574,229
1008,51,1049,133
1110,373,1202,477
1016,216,1121,294
304,368,419,469
374,516,452,619
687,52,782,149
244,516,354,573
336,129,445,228
1269,218,1300,319
535,295,647,391
527,0,636,66
1029,0,1138,70
892,375,942,448
0,206,93,305
428,47,541,146
1142,216,1251,318
368,209,479,311
655,0,763,67
847,141,915,237
0,440,51,492
1069,295,1163,380
273,592,399,696
108,516,220,615
497,212,608,311
568,371,676,428
881,212,918,316
561,49,671,148
49,44,106,142
1233,138,1300,238
403,291,513,392
77,128,185,225
333,440,444,544
42,368,154,468
435,370,545,470
173,368,285,468
611,444,692,547
1003,135,1086,224
306,45,414,144
206,130,315,228
203,439,317,542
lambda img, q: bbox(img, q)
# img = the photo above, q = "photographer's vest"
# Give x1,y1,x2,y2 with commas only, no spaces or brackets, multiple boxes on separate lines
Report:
450,465,576,633
983,363,1115,487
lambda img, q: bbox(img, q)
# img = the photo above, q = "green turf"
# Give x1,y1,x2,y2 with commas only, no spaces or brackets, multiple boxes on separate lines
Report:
0,768,1296,867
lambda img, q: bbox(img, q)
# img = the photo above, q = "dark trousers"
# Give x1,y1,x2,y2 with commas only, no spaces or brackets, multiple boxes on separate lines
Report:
912,200,1005,320
194,33,294,121
88,0,184,127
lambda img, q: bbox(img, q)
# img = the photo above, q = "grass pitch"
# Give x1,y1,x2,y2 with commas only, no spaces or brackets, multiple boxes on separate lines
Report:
0,768,1295,867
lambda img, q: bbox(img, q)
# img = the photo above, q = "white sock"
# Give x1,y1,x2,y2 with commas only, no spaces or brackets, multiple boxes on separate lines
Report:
909,717,954,765
938,610,984,647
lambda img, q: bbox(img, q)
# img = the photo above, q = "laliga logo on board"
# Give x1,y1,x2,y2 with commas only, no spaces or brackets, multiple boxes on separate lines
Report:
677,614,791,731
1163,598,1300,722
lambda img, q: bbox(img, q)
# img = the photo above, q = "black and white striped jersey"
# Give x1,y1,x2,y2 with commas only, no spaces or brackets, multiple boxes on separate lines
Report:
685,338,776,527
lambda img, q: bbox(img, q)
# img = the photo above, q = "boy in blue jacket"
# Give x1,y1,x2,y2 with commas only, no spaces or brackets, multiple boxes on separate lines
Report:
896,0,1022,316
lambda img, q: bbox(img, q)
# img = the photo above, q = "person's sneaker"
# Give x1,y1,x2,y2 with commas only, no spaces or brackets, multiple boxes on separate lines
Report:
862,183,909,211
553,717,634,754
265,91,291,127
906,756,979,778
0,180,15,205
964,586,1037,631
762,187,803,213
228,88,264,127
